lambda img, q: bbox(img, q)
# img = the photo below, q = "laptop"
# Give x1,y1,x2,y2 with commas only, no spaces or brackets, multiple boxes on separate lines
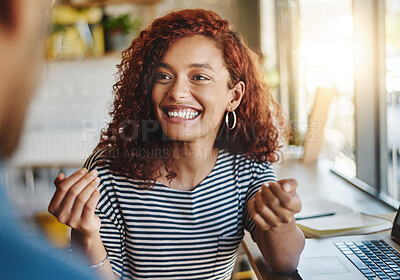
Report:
296,207,400,279
243,207,400,279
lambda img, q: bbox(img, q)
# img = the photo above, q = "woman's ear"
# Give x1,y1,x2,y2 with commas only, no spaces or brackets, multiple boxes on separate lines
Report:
227,81,245,111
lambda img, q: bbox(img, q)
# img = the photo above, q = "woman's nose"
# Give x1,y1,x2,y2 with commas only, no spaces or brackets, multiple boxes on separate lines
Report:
167,77,190,100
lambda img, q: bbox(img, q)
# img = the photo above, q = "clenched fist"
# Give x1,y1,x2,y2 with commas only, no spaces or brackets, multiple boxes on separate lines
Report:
248,179,301,231
48,168,101,236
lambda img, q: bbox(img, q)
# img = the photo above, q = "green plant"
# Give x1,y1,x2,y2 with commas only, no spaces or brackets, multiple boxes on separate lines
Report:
50,23,67,34
103,14,140,34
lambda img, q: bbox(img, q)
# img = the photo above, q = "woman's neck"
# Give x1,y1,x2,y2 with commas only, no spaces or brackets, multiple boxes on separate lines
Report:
158,142,219,191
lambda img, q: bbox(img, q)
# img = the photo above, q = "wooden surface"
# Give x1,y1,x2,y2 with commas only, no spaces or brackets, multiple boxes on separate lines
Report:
243,158,395,279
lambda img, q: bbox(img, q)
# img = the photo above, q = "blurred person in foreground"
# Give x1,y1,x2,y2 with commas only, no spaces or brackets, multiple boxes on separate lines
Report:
49,9,305,280
0,0,99,279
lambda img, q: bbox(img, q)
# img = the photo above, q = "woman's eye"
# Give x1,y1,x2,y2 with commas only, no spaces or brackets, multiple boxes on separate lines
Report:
192,75,210,81
156,73,172,82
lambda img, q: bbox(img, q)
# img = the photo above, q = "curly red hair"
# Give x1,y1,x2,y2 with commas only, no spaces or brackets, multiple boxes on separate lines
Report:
96,9,286,183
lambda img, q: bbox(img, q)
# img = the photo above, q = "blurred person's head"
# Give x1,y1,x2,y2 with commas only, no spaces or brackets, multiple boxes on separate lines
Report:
96,9,285,184
0,0,48,158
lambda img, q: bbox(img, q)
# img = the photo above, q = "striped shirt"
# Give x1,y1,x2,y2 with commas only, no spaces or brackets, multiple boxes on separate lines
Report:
84,149,277,280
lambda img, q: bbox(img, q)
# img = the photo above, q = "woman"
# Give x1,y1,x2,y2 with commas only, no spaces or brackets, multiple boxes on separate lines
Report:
48,9,305,280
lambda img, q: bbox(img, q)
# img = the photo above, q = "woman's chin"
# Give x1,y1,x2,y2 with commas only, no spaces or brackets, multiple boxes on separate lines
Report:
160,123,217,144
163,133,197,142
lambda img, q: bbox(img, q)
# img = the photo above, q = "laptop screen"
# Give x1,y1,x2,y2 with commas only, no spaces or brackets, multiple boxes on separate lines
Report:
391,207,400,244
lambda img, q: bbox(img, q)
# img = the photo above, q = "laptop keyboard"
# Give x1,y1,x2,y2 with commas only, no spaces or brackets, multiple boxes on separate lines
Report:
335,240,400,279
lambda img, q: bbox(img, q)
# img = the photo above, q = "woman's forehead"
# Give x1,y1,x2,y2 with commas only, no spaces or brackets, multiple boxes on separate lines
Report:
160,35,226,70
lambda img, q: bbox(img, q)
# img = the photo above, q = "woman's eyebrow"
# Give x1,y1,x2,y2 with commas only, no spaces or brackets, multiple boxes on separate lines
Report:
157,62,215,72
188,63,215,72
157,62,171,69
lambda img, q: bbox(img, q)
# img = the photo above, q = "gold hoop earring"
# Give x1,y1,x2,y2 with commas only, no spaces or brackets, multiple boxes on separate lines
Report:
225,110,237,130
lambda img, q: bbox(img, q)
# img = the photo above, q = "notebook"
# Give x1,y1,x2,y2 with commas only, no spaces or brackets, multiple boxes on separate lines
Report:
295,198,393,238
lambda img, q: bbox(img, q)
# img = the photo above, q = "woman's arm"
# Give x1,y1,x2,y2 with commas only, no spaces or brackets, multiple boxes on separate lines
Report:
48,168,119,279
71,230,120,280
248,179,305,273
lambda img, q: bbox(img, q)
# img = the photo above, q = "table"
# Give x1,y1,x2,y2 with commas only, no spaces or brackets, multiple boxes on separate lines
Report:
242,158,395,280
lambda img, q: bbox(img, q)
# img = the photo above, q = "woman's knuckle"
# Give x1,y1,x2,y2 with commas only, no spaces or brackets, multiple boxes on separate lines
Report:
281,197,292,208
69,188,81,197
289,178,298,187
68,218,79,228
84,203,94,213
58,181,69,191
262,225,270,231
249,210,257,220
75,195,86,205
48,205,55,214
91,182,100,191
269,197,280,207
262,208,272,218
252,193,260,202
271,219,281,227
255,199,266,213
57,215,67,224
287,198,301,212
84,175,96,184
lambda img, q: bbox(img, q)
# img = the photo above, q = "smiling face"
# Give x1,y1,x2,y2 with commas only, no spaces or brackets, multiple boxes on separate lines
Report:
151,35,243,145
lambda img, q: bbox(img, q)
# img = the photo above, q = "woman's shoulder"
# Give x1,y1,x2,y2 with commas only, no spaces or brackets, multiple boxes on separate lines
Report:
221,149,276,184
83,148,144,185
222,149,273,170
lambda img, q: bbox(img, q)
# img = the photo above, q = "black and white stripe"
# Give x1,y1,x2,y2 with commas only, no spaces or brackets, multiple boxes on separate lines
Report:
85,149,276,279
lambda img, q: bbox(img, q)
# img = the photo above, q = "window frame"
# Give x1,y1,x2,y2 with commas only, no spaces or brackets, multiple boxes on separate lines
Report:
336,0,398,208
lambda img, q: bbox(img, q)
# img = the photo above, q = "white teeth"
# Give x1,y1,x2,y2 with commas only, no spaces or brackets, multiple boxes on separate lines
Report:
167,109,199,119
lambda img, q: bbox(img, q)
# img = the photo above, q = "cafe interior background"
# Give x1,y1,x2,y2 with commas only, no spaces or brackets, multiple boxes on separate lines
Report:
2,0,400,275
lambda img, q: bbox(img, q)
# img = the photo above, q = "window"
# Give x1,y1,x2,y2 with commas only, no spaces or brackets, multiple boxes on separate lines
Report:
297,0,355,177
263,0,400,208
270,0,356,171
385,0,400,205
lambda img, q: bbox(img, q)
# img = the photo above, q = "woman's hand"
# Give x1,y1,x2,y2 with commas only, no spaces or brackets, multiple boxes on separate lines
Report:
248,179,301,231
248,179,304,273
48,168,101,236
49,169,118,278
